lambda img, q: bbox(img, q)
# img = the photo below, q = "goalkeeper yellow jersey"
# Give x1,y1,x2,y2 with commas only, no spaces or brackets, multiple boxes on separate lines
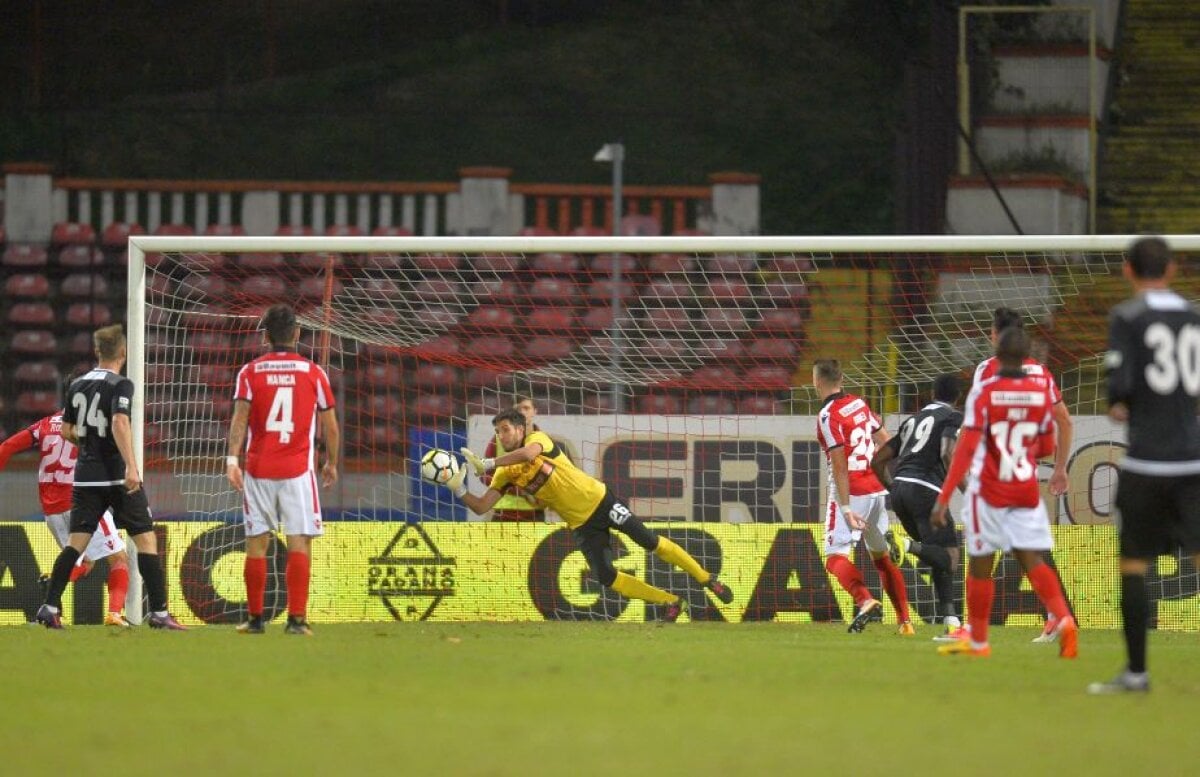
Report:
488,431,606,529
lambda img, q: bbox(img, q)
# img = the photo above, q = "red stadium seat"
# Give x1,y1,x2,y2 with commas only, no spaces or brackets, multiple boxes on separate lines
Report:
275,225,314,237
579,391,618,414
204,224,247,236
745,365,795,390
463,334,514,360
412,363,460,392
531,253,581,275
701,308,749,334
672,228,710,237
580,305,615,331
641,335,689,361
185,274,229,299
3,244,49,268
194,364,234,391
411,335,461,359
586,279,638,305
707,254,758,275
527,307,575,331
645,253,695,275
765,255,815,275
763,280,810,307
238,275,289,299
413,305,460,330
325,224,363,237
479,277,524,304
688,365,738,388
297,276,345,300
708,338,748,362
296,252,343,271
747,338,799,364
526,335,574,361
643,278,694,304
66,331,93,357
464,305,517,332
412,254,460,274
756,308,806,333
360,393,404,420
471,253,524,275
153,223,195,236
371,225,414,237
4,273,51,298
11,330,58,357
239,252,286,271
412,278,464,305
144,364,175,385
14,361,62,388
51,222,96,246
636,394,683,414
190,332,232,355
688,394,736,415
529,277,579,304
57,244,104,268
7,302,55,328
738,394,784,414
705,278,753,304
465,367,512,388
16,390,61,417
643,307,692,334
518,226,559,237
569,226,607,237
588,253,638,275
352,276,403,299
620,215,661,237
101,221,145,249
360,363,404,388
60,273,111,298
411,393,457,418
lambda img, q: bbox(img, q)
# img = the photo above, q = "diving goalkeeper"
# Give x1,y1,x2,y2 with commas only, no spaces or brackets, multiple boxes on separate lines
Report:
447,409,734,620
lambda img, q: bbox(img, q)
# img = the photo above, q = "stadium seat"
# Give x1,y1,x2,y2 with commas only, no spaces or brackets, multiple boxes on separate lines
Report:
463,334,514,360
529,277,579,304
588,253,638,276
50,222,96,246
708,338,748,362
204,224,247,236
701,307,749,334
738,394,784,414
464,393,509,418
707,253,758,275
636,394,683,414
57,244,104,268
412,278,465,305
413,304,460,331
64,303,111,328
411,392,457,418
412,363,460,392
10,330,58,358
688,364,738,388
586,278,638,305
568,225,607,237
705,277,753,304
2,244,49,268
471,253,523,275
518,226,559,237
275,224,315,237
580,305,616,331
7,302,55,328
60,273,111,299
325,224,363,237
14,361,62,389
464,305,517,333
4,273,51,299
531,253,581,275
360,362,404,388
579,391,618,413
411,334,461,359
239,252,286,271
642,306,692,334
747,338,799,364
194,364,233,391
184,274,229,300
479,277,524,304
744,365,794,390
153,223,195,236
688,394,736,415
412,254,459,274
144,363,175,385
298,276,345,300
765,255,815,275
671,228,710,237
756,308,807,333
527,306,575,331
297,251,343,270
16,390,61,417
101,221,145,249
190,332,232,355
763,280,810,307
351,276,404,299
526,335,574,361
371,225,414,237
181,252,230,273
643,277,694,305
238,274,289,299
66,331,93,358
620,215,661,236
645,253,695,275
465,367,512,388
640,335,689,361
361,393,404,420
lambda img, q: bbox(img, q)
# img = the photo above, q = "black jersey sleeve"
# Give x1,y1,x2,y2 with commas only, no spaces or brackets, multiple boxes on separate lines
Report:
941,410,964,440
111,377,135,418
1106,308,1136,407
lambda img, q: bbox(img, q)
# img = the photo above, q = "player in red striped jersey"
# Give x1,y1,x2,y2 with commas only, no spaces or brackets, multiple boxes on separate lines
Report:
226,304,340,636
933,326,1077,658
0,408,131,626
813,359,913,634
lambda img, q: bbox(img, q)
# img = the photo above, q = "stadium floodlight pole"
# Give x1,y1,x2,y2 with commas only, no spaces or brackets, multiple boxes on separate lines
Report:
594,142,626,412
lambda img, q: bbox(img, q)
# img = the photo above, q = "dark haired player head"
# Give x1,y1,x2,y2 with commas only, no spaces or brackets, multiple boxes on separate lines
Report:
1126,236,1172,281
996,325,1030,374
933,374,963,405
260,304,300,350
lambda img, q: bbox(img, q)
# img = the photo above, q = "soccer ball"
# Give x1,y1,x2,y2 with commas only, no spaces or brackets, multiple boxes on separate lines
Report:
420,448,460,485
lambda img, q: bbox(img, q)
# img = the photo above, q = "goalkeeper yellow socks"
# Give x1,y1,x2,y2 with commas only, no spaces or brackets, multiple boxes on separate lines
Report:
653,537,710,584
611,572,678,605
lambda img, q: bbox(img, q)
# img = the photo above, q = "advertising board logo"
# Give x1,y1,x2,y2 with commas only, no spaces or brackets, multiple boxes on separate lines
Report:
368,524,456,621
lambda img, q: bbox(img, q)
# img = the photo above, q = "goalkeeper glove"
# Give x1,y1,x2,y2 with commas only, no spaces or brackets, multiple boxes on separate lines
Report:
460,447,494,476
443,465,468,498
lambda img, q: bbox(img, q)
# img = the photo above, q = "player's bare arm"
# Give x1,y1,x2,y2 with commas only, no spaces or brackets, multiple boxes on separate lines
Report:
60,421,79,445
225,399,250,491
869,439,896,488
111,413,141,493
828,446,865,530
318,407,340,487
1049,401,1073,496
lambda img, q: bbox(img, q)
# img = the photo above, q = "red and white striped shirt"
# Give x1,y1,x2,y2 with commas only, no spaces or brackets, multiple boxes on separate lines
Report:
816,392,886,497
234,352,335,479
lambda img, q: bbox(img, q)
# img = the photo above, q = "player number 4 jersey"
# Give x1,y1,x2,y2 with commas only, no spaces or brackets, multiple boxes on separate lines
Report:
234,351,335,479
816,392,886,497
962,374,1055,507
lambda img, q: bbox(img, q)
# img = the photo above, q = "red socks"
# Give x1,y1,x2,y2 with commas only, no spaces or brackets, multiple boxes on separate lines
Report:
106,564,129,613
69,564,89,583
872,556,912,623
826,554,872,606
286,552,311,619
1027,563,1071,621
966,576,995,645
244,556,267,617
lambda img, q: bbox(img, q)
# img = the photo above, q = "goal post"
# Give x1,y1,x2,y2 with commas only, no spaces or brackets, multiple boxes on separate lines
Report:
125,234,1200,629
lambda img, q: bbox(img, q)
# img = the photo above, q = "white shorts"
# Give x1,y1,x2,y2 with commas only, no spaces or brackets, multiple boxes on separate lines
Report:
824,492,890,556
962,491,1053,556
45,510,126,563
243,471,325,538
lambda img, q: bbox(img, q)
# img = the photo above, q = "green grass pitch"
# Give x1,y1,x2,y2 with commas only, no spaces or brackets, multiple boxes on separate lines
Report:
2,622,1196,776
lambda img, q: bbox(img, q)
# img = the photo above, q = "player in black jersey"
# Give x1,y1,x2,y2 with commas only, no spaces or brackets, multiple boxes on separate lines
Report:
35,324,186,630
1090,237,1200,693
871,374,965,640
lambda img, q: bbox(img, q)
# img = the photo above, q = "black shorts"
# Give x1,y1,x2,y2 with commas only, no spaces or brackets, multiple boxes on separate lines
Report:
71,485,155,537
890,480,959,548
1115,470,1200,558
571,488,659,576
